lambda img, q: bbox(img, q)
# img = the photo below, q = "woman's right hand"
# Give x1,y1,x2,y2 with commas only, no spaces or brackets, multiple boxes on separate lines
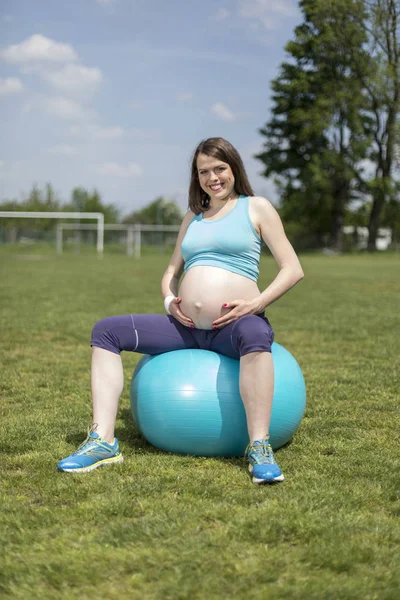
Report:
169,297,195,328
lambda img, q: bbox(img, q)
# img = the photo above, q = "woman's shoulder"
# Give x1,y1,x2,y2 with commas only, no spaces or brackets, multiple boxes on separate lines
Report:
178,209,197,233
247,195,277,220
247,196,285,238
182,209,196,223
247,195,273,208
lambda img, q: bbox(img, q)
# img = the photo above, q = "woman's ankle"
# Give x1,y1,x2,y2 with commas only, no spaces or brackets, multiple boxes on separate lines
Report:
92,423,115,445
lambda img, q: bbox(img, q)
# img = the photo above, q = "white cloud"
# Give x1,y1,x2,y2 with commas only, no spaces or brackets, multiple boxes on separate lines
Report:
41,64,103,95
130,128,160,139
49,145,78,156
239,0,298,30
95,127,124,139
211,102,235,121
213,8,230,20
0,77,23,95
91,125,124,139
177,92,193,102
44,96,86,120
1,34,78,64
68,124,124,139
98,162,143,177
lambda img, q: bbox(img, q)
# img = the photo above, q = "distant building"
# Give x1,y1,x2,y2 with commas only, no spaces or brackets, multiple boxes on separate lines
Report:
343,226,392,250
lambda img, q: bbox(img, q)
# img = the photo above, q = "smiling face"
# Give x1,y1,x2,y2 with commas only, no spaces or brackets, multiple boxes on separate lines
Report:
196,153,237,203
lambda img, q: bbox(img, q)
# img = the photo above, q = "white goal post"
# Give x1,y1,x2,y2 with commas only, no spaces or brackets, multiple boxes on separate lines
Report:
56,223,180,257
0,211,104,256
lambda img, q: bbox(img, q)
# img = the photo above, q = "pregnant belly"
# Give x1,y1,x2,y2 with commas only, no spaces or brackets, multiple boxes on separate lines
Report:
179,266,260,330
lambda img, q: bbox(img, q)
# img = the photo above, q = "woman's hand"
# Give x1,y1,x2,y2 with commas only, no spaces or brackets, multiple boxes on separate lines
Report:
169,297,195,328
212,297,263,330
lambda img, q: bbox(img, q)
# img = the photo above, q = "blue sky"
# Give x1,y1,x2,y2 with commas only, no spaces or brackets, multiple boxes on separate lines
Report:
0,0,301,216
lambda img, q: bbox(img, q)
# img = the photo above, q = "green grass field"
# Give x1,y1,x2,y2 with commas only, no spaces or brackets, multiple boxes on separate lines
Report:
1,248,399,600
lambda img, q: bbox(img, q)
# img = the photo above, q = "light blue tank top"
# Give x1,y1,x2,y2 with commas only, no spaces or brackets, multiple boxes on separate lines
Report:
181,195,262,282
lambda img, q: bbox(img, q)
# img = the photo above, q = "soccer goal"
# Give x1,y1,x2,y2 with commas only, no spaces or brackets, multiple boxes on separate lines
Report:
56,223,180,257
0,211,105,256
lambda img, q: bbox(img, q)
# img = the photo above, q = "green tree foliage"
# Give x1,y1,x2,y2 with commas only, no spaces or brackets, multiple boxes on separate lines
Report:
257,0,371,250
24,182,61,211
123,197,183,225
63,187,120,224
381,195,400,246
0,184,120,235
24,183,62,230
0,183,62,231
362,0,400,250
257,0,400,251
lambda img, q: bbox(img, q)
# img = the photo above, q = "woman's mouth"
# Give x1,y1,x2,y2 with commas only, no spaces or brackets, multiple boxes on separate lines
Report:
209,184,223,192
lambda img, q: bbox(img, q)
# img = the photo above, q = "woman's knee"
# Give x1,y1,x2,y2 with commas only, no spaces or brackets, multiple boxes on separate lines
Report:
232,315,274,356
91,315,133,355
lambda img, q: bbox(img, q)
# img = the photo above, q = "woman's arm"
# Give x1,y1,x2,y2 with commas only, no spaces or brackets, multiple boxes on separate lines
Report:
161,210,194,299
212,197,304,328
251,196,304,311
160,210,195,327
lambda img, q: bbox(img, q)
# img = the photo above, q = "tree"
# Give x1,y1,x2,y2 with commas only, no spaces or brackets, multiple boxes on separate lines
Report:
24,183,62,230
257,0,400,251
381,192,400,246
63,187,120,223
0,184,120,244
362,0,400,250
0,183,63,232
123,197,183,225
0,199,20,242
257,0,372,250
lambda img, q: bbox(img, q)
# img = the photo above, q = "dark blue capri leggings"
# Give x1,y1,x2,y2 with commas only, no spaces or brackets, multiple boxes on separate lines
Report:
91,313,274,360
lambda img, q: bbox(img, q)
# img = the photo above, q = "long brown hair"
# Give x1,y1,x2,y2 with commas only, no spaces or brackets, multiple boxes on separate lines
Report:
188,137,254,214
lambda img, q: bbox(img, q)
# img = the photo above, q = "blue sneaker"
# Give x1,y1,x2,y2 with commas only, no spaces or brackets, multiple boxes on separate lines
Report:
246,438,284,484
57,431,123,473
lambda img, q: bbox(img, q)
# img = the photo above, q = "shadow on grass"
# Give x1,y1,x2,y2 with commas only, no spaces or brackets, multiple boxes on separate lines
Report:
66,407,292,470
113,408,291,469
119,408,245,465
61,412,289,487
65,408,163,455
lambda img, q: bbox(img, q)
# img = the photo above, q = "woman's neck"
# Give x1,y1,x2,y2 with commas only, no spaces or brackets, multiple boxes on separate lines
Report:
209,192,239,210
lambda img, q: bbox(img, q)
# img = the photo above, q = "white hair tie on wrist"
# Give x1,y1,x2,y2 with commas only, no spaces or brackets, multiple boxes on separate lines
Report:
164,295,176,314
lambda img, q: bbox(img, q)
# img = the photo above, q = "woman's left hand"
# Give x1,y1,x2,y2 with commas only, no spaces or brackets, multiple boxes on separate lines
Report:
212,298,263,329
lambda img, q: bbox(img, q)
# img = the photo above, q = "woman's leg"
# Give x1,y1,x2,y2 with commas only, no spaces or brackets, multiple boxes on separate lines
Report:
91,348,124,443
90,314,197,443
208,314,275,442
58,314,197,471
210,315,283,483
239,351,274,442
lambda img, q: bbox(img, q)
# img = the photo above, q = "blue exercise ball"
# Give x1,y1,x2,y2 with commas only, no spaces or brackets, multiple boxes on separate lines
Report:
130,343,306,457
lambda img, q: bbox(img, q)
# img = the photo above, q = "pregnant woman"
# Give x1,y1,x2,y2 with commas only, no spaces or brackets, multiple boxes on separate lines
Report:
58,137,304,484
